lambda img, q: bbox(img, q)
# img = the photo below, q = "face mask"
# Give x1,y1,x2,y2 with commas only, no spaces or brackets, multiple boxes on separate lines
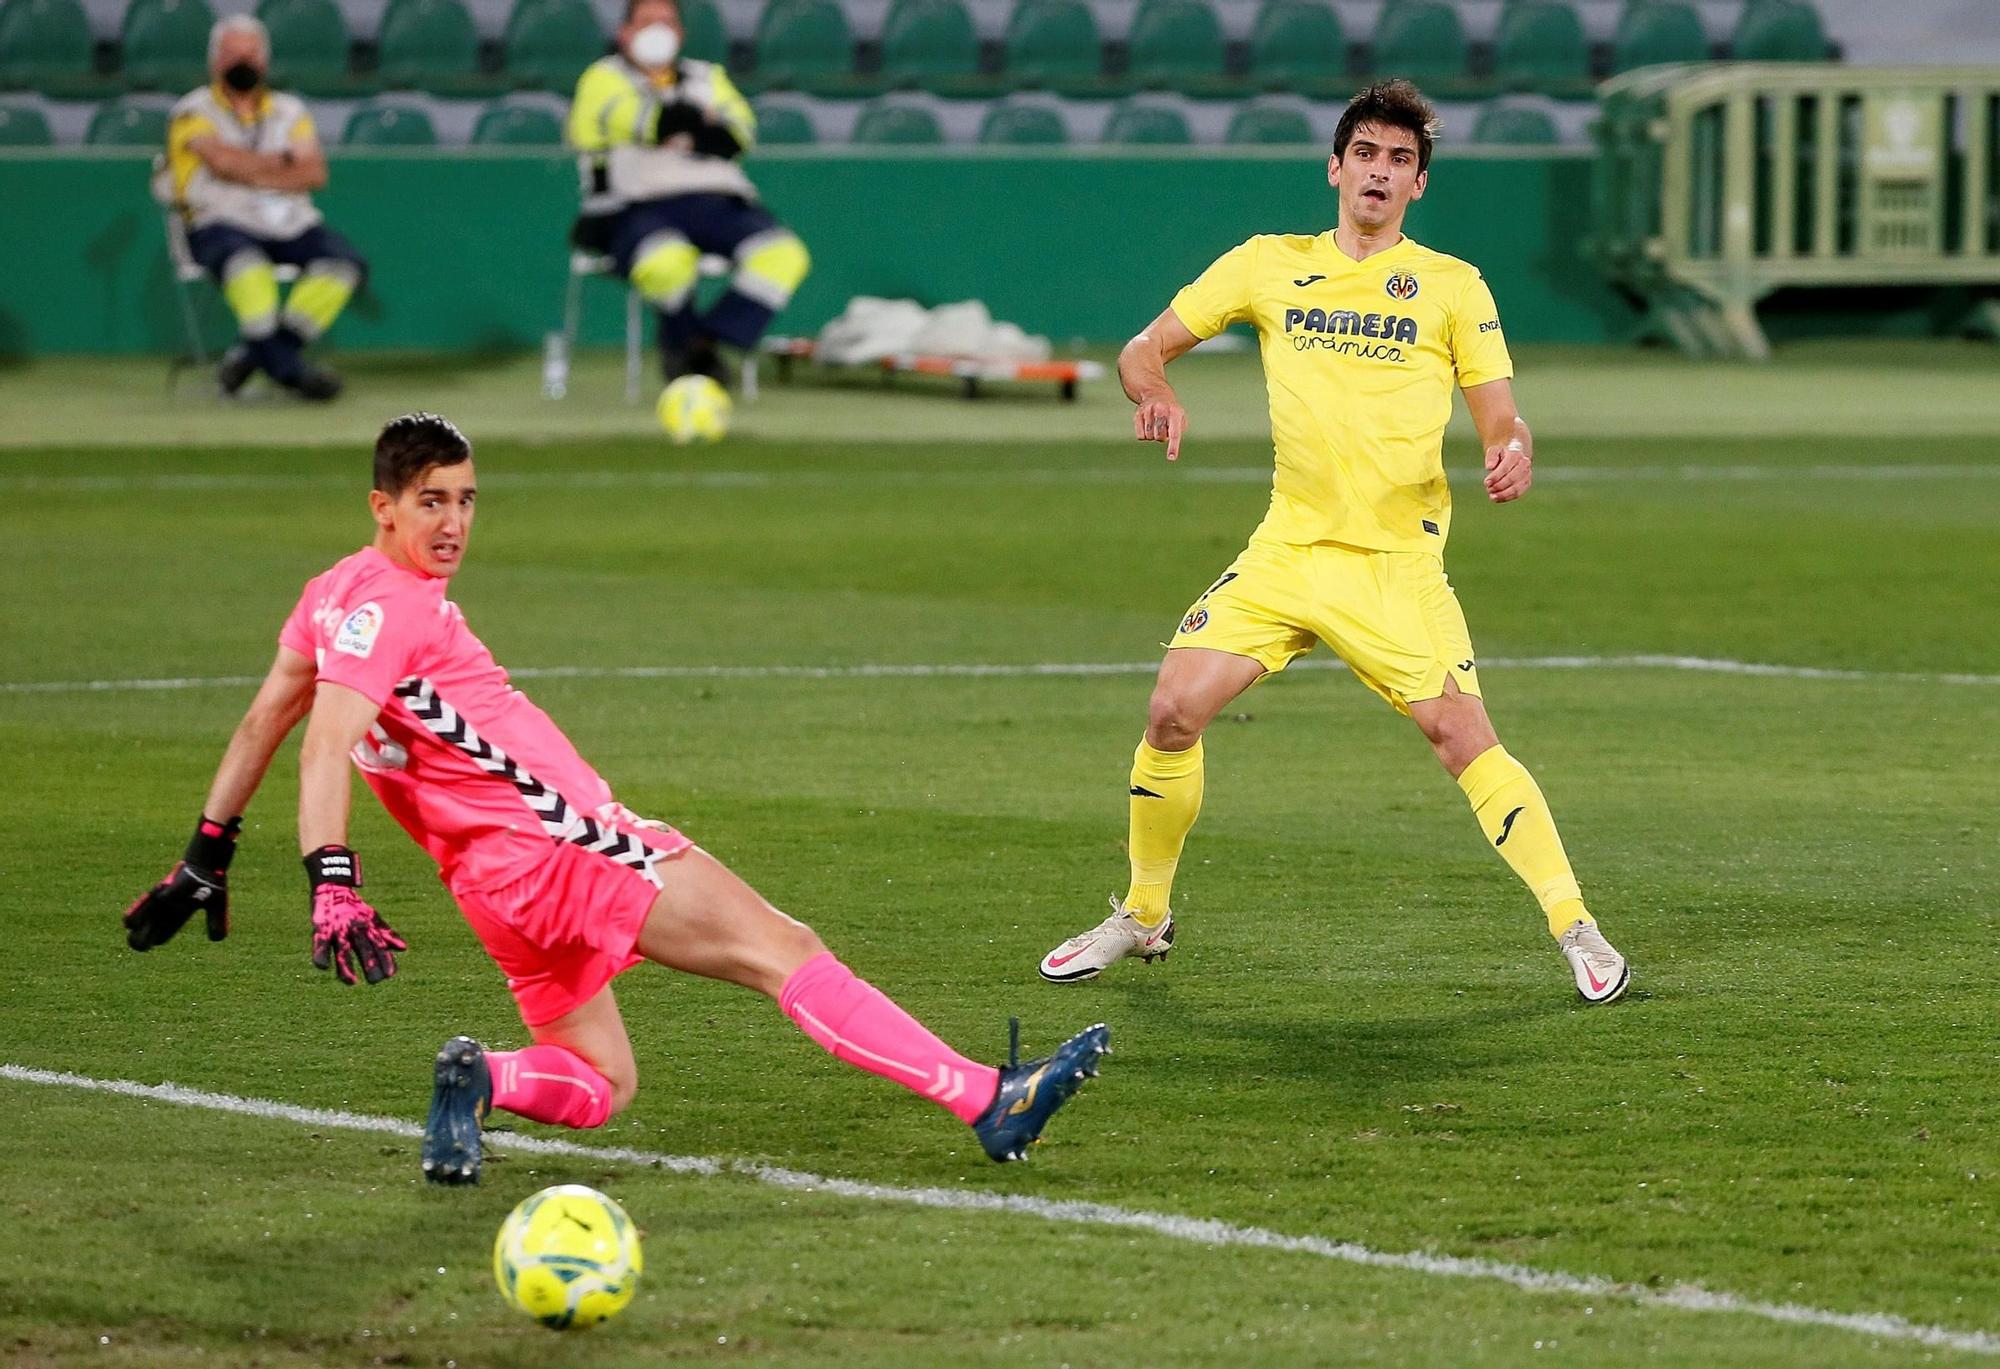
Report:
221,60,263,92
629,22,680,68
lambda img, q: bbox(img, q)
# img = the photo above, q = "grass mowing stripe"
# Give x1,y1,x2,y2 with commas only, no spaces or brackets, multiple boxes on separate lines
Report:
2,464,1996,495
5,1063,1995,1358
4,654,1998,696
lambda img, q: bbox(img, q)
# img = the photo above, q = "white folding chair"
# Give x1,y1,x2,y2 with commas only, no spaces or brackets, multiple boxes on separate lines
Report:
545,248,758,404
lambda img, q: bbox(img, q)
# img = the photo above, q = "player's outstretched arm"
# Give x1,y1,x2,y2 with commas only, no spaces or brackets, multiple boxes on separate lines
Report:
1119,307,1203,462
297,681,409,985
124,647,317,952
1464,378,1533,504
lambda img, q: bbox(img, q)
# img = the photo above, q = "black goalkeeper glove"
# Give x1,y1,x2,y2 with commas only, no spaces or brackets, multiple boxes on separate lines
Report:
124,816,240,951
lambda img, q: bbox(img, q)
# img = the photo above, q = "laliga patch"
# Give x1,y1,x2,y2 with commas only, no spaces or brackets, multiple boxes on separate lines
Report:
1180,608,1209,634
1385,272,1419,301
333,601,384,659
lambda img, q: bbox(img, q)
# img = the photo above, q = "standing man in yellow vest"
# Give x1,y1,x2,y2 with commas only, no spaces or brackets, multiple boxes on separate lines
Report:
569,0,810,386
166,16,364,400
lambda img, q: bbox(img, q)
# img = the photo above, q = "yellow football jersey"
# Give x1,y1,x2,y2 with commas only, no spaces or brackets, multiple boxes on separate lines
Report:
1171,232,1512,553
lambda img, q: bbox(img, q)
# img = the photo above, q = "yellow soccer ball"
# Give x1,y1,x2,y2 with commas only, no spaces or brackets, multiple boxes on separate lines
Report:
656,374,733,444
492,1184,643,1330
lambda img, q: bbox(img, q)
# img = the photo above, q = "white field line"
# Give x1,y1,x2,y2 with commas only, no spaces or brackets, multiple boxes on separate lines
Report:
2,1063,1993,1357
1,463,1996,496
3,654,1997,698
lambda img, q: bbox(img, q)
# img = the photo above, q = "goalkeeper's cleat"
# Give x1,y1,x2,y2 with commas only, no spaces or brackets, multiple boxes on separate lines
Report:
422,1035,492,1185
972,1022,1110,1162
1038,896,1175,983
1558,919,1630,1005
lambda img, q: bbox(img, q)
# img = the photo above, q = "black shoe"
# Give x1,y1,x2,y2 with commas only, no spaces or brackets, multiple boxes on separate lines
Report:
683,339,726,385
286,360,343,402
216,344,256,396
422,1035,492,1185
661,341,727,386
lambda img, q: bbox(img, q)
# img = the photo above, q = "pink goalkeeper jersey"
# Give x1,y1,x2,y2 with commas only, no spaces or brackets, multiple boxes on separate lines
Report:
279,546,669,894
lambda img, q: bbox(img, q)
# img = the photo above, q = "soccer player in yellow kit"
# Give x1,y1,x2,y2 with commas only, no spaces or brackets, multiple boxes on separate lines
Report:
1038,80,1630,1004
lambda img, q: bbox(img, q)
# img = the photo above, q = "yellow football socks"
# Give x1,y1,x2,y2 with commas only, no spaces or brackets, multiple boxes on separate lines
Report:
1455,744,1590,938
1123,737,1203,928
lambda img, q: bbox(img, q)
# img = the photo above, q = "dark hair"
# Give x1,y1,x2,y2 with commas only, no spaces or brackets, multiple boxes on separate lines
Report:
1333,79,1440,173
373,412,472,495
623,0,677,23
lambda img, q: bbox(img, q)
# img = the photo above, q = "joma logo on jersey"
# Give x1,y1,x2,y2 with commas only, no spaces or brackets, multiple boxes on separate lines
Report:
1385,272,1420,301
1282,308,1420,343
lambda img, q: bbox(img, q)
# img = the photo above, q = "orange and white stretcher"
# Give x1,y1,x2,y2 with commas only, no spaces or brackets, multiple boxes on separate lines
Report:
760,338,1105,400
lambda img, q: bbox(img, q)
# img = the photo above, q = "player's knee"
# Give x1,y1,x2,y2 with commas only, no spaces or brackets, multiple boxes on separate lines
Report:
776,916,828,969
1146,688,1207,748
1415,697,1496,769
606,1069,638,1116
630,234,701,308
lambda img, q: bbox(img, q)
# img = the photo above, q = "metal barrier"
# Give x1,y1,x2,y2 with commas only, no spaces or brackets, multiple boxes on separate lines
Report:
1592,64,2000,357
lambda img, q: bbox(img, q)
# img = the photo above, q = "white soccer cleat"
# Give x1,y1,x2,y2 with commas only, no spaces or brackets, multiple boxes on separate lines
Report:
1558,918,1630,1004
1038,896,1176,983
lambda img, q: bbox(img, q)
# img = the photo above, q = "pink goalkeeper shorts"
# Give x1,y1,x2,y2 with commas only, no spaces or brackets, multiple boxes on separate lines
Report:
451,825,693,1028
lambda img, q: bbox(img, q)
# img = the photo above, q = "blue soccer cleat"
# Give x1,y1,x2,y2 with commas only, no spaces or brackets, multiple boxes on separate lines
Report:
422,1035,492,1185
972,1022,1110,1162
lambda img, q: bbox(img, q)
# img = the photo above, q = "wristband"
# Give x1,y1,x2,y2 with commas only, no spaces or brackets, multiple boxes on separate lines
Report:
304,845,362,889
185,815,242,873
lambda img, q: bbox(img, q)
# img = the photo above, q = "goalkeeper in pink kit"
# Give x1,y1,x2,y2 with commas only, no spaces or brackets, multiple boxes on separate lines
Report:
123,412,1107,1179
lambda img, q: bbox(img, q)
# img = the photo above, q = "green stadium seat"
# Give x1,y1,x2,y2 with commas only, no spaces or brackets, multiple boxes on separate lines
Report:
680,0,727,63
0,0,96,94
850,99,942,143
1103,101,1190,144
0,103,56,144
471,102,563,143
1002,0,1101,91
257,0,353,95
1247,1,1345,95
1226,101,1313,144
1492,0,1587,91
119,0,214,91
1731,0,1827,61
86,97,169,144
751,98,817,143
879,0,979,90
342,102,438,144
1368,0,1466,84
979,100,1067,144
502,0,606,93
1611,1,1708,73
1471,103,1558,144
751,0,855,93
1124,0,1224,91
375,0,479,89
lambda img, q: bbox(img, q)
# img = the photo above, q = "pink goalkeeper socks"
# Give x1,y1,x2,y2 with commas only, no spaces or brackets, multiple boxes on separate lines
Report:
487,1044,614,1129
779,952,1000,1125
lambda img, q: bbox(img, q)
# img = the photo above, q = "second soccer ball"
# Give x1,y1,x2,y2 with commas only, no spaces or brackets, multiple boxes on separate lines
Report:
656,375,733,445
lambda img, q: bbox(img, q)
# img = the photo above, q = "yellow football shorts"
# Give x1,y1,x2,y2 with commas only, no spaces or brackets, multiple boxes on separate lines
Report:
1166,538,1481,714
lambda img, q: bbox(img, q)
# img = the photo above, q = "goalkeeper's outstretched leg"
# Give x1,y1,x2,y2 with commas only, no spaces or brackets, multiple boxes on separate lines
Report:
424,846,1109,1182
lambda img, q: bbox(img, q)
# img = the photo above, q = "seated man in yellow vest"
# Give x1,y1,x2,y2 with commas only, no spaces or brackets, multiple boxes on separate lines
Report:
166,16,364,400
570,0,810,384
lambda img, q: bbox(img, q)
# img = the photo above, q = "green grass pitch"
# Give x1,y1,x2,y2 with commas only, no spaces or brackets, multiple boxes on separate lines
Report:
0,345,1994,1366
